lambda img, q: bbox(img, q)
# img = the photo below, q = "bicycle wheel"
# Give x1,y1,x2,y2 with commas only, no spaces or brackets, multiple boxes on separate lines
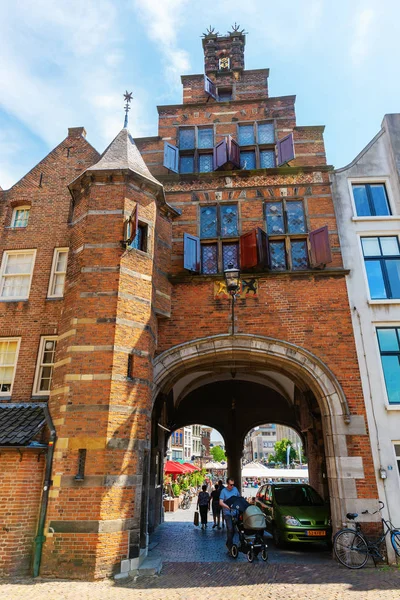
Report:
391,530,400,557
334,529,369,569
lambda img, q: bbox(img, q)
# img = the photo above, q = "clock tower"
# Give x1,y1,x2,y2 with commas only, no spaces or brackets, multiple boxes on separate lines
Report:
202,24,246,77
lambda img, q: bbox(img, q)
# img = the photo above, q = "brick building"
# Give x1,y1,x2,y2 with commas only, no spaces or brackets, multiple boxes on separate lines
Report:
0,27,381,579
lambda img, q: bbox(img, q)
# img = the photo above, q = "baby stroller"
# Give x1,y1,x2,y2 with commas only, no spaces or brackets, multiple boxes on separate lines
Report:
226,496,268,563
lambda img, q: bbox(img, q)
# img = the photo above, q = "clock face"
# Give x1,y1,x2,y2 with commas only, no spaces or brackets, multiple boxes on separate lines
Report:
219,57,230,70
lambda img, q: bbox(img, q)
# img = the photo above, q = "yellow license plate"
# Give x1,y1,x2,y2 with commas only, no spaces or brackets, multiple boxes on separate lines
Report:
307,530,326,537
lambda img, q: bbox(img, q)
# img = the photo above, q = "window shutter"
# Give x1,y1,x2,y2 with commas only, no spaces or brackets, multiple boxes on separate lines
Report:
309,225,332,267
183,233,200,273
163,142,179,173
213,138,228,170
204,75,217,100
277,133,295,166
123,205,138,244
240,230,258,269
228,136,240,168
256,228,270,268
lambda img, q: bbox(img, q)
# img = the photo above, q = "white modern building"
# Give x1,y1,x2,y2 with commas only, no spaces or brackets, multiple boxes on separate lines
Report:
191,424,202,458
331,114,400,561
184,426,192,460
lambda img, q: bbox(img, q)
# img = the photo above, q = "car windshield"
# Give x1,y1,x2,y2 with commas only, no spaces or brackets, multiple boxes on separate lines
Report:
273,485,324,506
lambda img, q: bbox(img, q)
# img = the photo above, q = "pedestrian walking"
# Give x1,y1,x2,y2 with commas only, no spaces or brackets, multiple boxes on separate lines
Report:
210,484,222,529
197,484,210,529
219,477,240,552
217,479,225,528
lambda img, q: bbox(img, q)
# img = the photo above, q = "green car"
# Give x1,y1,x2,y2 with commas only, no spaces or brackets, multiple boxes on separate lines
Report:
255,483,331,547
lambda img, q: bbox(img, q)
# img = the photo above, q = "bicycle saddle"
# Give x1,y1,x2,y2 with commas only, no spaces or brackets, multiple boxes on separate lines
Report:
346,512,358,520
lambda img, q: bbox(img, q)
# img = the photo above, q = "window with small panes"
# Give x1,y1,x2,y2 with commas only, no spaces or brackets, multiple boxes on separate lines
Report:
178,126,214,174
265,199,309,270
238,121,276,170
200,204,239,274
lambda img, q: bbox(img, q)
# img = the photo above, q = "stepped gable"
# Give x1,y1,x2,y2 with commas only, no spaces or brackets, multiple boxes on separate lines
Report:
86,127,162,187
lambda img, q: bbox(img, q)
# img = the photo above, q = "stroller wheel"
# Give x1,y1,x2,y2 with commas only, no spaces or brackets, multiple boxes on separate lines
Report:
246,549,254,563
261,548,268,562
230,544,239,559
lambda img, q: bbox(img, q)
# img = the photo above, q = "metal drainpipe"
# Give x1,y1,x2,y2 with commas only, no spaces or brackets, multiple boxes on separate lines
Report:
33,405,57,578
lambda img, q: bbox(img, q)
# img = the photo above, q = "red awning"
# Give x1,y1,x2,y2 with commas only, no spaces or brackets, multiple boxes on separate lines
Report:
164,461,188,474
183,462,199,472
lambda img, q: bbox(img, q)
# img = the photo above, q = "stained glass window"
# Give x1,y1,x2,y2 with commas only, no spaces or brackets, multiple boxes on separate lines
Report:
199,154,213,173
266,202,284,235
180,155,194,173
287,201,306,234
238,125,255,146
179,128,195,150
200,206,217,238
258,123,275,144
260,150,276,168
270,241,286,270
198,128,213,149
201,244,218,274
291,241,308,270
220,204,238,237
222,243,239,271
240,151,256,170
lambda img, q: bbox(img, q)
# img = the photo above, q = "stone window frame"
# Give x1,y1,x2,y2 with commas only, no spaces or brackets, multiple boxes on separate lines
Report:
32,336,58,396
394,443,400,477
347,176,398,221
11,205,30,228
47,248,69,299
375,325,400,407
0,249,37,301
237,120,276,170
0,337,21,397
359,234,400,303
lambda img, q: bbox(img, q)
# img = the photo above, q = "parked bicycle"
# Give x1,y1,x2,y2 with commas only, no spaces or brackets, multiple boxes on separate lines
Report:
180,492,192,510
333,501,400,569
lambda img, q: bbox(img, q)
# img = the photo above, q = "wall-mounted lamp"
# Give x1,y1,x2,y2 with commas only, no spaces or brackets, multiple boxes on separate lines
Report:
224,262,241,335
379,467,387,480
74,449,87,481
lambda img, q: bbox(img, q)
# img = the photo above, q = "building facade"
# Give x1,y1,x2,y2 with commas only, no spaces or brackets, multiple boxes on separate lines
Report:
243,424,277,462
331,114,400,560
0,27,384,579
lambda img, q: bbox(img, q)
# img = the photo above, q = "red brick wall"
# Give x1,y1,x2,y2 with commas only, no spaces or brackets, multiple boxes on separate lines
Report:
0,451,45,577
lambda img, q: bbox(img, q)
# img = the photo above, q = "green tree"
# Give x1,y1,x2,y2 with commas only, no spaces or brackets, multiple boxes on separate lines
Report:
270,439,297,464
210,445,226,462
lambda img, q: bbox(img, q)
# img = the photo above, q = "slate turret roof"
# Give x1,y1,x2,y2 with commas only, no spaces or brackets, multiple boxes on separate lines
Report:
86,127,162,187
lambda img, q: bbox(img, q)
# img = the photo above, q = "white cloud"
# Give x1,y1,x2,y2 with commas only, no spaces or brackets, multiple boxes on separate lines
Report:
350,8,374,66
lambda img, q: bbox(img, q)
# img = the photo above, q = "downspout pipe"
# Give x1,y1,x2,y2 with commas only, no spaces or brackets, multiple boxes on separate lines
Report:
33,405,57,577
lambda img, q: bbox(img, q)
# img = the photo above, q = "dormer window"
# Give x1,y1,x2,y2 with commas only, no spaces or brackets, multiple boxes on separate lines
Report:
11,206,30,228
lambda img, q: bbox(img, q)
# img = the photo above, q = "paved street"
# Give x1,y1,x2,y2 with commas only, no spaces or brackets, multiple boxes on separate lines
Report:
1,502,399,599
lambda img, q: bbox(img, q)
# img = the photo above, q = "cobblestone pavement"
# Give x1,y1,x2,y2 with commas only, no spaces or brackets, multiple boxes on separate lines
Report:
2,503,399,599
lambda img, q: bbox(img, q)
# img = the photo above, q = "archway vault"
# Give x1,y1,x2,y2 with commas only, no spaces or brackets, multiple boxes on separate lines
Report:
153,333,351,424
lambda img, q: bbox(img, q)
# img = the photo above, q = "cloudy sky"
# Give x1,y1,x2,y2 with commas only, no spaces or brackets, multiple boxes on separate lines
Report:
1,0,399,190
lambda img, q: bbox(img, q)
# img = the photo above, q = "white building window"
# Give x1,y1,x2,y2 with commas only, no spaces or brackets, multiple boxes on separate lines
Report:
48,248,68,298
0,250,36,300
33,337,57,395
395,444,400,476
11,206,30,228
0,338,20,395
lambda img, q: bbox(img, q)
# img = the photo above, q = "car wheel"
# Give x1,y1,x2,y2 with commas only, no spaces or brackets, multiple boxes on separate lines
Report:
247,549,254,563
230,544,238,559
273,526,282,548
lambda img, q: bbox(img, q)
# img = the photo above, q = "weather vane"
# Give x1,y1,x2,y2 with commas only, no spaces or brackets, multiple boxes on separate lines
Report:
123,91,133,128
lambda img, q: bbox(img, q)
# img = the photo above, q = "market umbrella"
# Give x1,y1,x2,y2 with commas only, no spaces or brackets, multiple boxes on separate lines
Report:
164,461,188,474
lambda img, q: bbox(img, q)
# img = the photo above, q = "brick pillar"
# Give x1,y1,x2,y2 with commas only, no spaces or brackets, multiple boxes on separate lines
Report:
42,173,157,579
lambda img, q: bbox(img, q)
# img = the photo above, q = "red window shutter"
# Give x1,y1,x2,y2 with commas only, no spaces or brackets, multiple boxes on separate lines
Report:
183,233,200,273
309,226,332,267
213,138,228,170
277,133,295,166
163,142,179,173
204,75,217,100
256,228,270,268
228,136,240,168
240,230,258,269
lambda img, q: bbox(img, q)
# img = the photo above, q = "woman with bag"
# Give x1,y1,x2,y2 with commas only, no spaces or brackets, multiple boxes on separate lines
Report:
196,484,210,529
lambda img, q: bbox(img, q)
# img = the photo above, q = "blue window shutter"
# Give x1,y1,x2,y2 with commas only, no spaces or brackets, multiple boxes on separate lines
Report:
163,142,179,173
204,75,217,100
277,133,295,166
184,233,200,273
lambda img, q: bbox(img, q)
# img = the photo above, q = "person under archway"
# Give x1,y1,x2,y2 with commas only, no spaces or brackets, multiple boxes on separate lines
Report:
197,485,210,529
219,477,240,551
210,484,222,529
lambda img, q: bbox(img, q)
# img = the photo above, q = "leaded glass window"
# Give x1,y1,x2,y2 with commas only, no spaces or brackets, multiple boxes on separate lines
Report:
198,128,213,149
220,205,238,237
180,155,194,173
260,150,276,168
266,202,284,235
287,202,306,233
270,241,286,270
258,123,275,144
179,128,195,150
222,243,239,271
200,206,217,238
291,241,308,270
240,151,256,170
201,244,218,274
238,125,255,146
199,154,213,173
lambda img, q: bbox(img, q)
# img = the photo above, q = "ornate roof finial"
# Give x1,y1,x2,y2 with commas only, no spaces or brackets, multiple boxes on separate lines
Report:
123,91,133,128
202,25,219,37
229,23,247,35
